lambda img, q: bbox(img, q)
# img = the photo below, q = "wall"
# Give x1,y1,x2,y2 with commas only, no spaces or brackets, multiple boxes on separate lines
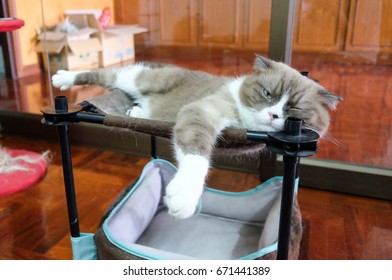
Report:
9,0,114,77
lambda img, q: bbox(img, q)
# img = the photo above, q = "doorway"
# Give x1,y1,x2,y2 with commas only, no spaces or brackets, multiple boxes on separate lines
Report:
0,0,16,79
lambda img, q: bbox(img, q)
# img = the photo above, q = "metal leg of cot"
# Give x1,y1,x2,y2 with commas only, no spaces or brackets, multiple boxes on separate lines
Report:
260,117,318,260
151,135,157,159
277,155,300,260
41,96,82,238
57,125,80,238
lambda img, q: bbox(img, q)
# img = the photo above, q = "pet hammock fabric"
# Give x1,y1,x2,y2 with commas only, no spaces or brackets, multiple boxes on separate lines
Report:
86,90,268,156
71,159,302,260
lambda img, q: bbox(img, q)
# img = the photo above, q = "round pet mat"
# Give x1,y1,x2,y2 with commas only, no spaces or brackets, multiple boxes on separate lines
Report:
0,148,48,197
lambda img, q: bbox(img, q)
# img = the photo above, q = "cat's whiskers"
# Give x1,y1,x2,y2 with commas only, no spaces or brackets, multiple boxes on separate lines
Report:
319,132,344,147
302,124,321,136
301,125,344,148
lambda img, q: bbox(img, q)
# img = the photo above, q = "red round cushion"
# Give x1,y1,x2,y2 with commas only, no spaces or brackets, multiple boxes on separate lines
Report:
0,18,25,32
0,149,47,197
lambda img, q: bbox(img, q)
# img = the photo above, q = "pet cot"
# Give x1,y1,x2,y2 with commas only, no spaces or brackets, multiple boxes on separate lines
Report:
41,93,319,260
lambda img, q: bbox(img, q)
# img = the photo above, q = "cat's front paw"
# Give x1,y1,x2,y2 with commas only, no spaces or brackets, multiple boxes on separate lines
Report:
164,173,204,219
125,106,145,118
52,70,77,91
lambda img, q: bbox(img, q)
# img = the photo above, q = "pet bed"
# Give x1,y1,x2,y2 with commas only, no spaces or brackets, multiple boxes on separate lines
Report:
41,94,319,260
91,159,302,260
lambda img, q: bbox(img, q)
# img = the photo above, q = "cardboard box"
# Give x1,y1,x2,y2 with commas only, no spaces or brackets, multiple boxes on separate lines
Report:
36,28,102,72
66,10,148,67
96,25,146,67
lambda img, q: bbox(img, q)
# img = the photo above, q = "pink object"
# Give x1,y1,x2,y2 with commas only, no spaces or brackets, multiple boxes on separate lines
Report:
98,7,111,30
0,17,24,32
0,149,48,197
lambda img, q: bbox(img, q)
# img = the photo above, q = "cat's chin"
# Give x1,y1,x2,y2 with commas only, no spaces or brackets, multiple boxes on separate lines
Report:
246,117,285,132
250,124,283,133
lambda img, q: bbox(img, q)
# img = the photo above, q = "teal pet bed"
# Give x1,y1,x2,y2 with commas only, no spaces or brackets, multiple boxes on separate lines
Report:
72,159,302,260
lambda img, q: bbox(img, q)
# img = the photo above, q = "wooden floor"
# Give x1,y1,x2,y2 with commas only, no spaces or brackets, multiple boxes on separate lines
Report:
0,134,392,260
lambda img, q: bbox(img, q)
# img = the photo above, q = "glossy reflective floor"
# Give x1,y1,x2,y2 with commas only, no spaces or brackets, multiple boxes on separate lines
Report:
1,135,391,260
1,46,391,169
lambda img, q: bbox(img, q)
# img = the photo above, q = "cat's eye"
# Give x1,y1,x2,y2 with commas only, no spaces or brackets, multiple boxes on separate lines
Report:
262,88,271,99
290,106,302,111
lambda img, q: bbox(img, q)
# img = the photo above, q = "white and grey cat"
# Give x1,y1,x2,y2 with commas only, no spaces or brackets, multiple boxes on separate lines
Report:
52,55,341,219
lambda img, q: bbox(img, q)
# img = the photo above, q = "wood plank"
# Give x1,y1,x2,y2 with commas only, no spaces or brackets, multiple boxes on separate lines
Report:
159,0,197,45
294,0,348,51
198,0,242,47
243,0,272,50
346,0,392,52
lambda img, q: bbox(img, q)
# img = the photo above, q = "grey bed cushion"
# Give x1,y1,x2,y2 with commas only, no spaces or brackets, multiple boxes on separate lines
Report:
99,159,295,260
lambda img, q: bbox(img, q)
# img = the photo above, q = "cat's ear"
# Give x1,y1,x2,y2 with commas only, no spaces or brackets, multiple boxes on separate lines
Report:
254,54,273,72
319,89,343,110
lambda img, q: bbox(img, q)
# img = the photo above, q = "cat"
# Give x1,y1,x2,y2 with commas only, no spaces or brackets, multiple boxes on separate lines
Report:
52,54,341,219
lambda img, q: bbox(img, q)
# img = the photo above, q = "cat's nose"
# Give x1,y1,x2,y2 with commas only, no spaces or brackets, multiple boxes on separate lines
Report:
269,112,279,120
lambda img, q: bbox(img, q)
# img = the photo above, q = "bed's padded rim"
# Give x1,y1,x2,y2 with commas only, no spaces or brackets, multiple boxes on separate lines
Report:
95,159,302,260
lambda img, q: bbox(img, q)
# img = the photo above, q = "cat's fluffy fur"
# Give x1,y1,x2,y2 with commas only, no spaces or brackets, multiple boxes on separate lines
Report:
52,55,341,219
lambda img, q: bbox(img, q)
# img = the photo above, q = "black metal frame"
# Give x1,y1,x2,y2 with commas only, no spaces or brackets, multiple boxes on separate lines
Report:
42,96,319,260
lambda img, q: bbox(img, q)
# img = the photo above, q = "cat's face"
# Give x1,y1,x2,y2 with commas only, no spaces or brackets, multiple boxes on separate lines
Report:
240,55,341,136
